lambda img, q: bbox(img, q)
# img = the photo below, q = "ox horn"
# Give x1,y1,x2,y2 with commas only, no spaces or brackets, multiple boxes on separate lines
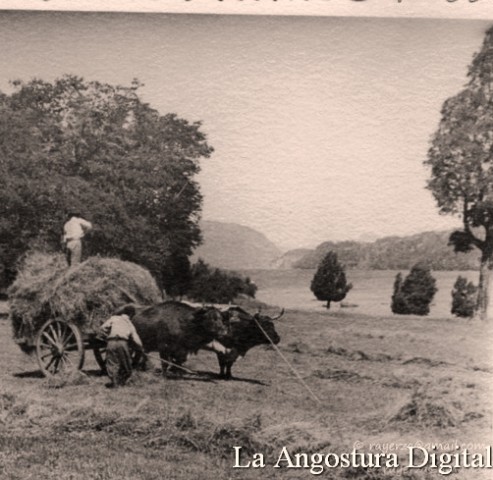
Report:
272,308,285,320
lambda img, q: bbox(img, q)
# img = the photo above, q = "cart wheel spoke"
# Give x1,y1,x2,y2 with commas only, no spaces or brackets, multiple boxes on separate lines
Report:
45,354,57,372
48,324,60,344
59,322,67,341
63,354,74,366
53,356,62,374
54,322,62,341
42,331,57,348
63,331,76,348
59,356,69,371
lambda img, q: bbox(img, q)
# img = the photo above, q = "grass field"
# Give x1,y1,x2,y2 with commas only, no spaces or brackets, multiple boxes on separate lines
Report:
0,302,492,479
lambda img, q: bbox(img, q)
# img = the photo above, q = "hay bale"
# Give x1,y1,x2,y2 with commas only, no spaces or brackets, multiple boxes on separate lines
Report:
9,251,162,353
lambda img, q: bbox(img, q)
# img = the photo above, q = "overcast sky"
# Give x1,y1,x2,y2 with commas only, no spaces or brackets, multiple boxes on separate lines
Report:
0,12,490,250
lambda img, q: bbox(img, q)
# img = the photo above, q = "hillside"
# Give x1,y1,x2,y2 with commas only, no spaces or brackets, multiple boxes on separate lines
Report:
271,248,312,269
294,231,480,270
192,220,282,270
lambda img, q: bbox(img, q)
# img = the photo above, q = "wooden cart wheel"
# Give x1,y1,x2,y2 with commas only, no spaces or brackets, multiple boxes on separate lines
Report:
36,319,84,376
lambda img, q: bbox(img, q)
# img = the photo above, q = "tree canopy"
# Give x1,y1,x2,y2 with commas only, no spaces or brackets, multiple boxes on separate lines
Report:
425,26,493,319
187,259,258,304
310,251,352,309
0,75,213,290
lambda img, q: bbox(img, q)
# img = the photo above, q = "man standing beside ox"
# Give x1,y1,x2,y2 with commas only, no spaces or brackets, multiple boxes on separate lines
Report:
62,213,93,266
100,305,146,388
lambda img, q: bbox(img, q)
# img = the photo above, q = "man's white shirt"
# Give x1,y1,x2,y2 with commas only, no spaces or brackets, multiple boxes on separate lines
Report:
63,217,92,242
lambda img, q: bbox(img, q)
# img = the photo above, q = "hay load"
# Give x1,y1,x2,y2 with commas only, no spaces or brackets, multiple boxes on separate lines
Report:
9,252,162,353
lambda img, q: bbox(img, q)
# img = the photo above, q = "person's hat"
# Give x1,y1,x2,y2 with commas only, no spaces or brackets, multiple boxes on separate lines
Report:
115,304,136,318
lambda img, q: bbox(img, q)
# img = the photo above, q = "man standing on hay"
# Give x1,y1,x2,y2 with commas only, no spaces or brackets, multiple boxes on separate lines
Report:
100,305,145,387
62,213,93,266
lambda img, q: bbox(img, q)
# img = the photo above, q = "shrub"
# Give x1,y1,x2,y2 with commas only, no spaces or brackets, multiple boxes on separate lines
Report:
310,251,352,309
187,259,257,304
391,263,437,315
451,276,477,318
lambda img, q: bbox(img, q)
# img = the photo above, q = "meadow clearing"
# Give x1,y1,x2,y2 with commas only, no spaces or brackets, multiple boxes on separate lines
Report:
0,270,492,480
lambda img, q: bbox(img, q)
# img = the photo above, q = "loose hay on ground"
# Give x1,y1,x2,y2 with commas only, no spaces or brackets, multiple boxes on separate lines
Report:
145,413,272,458
327,345,394,362
8,251,162,353
43,370,90,389
313,368,372,382
388,392,462,428
259,420,333,455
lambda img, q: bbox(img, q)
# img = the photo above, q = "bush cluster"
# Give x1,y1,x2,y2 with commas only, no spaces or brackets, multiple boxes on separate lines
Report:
186,259,257,304
391,263,437,316
451,276,477,318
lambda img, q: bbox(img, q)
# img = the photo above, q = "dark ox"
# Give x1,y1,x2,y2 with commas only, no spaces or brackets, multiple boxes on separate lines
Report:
131,301,228,375
215,307,282,379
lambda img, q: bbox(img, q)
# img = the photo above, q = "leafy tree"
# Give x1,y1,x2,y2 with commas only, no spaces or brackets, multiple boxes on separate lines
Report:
451,276,478,318
310,251,352,309
161,253,192,299
0,75,213,291
391,263,437,316
425,26,493,320
187,259,258,304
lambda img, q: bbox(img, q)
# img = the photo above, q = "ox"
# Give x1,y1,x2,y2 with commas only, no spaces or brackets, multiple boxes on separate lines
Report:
131,300,228,375
214,306,282,379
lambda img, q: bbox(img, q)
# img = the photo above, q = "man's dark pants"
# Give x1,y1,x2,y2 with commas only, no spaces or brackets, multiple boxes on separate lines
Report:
105,339,132,386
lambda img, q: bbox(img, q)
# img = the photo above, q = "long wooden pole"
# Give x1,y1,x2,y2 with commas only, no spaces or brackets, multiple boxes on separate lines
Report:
145,352,197,375
252,316,322,405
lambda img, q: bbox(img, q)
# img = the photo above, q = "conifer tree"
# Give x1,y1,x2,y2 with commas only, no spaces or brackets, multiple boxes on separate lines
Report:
391,263,437,316
310,251,352,309
391,272,405,314
451,276,477,318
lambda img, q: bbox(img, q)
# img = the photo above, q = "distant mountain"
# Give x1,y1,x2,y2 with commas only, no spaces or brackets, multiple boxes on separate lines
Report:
271,248,313,269
294,231,480,271
192,221,282,270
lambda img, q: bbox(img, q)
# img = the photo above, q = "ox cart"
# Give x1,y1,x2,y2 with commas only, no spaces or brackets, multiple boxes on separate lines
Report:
9,253,163,377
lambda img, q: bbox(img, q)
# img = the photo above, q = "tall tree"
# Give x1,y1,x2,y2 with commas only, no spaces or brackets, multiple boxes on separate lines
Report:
310,251,352,309
425,26,493,320
0,76,213,290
